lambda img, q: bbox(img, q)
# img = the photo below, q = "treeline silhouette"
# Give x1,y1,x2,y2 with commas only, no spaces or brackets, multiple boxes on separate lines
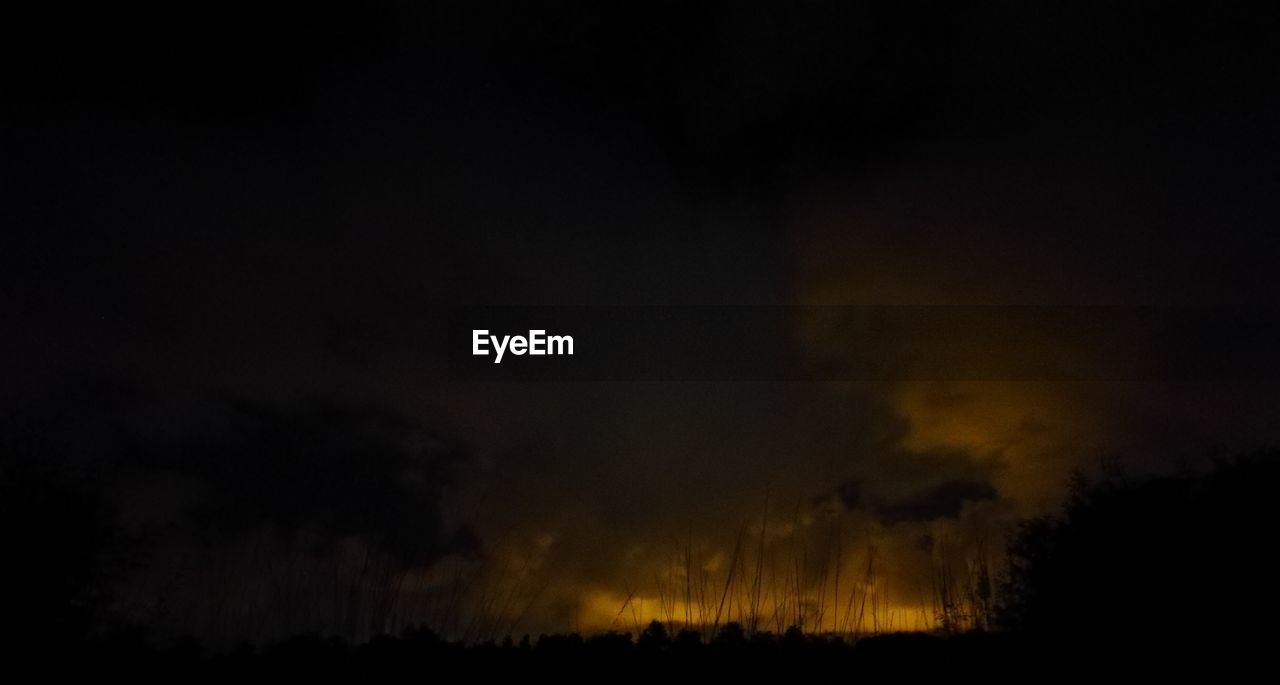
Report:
3,423,1278,677
75,623,1030,680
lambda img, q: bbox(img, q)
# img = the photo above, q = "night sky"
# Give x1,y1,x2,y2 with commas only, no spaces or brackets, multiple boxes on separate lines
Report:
3,2,1279,643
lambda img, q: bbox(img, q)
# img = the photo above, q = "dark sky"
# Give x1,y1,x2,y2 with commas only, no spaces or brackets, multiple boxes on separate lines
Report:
3,2,1279,640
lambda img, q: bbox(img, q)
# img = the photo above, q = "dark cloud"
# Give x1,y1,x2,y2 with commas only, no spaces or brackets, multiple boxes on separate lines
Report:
27,383,481,570
160,399,476,567
870,478,999,524
830,464,1000,525
836,479,863,510
822,443,1004,524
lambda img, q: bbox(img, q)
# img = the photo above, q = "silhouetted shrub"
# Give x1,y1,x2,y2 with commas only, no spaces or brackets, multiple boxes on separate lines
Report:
0,428,124,651
712,621,747,649
997,454,1280,656
637,620,670,649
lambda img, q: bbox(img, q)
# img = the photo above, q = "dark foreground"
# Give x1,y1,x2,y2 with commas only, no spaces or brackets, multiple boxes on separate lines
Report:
6,454,1277,680
27,627,1265,682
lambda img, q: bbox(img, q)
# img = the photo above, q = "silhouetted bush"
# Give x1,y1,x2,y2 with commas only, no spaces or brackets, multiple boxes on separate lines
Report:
637,620,669,649
0,428,124,651
997,454,1280,657
711,621,747,649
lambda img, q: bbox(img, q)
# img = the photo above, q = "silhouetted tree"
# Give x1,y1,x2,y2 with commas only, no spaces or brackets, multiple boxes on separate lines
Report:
673,628,702,651
637,620,670,649
0,426,124,652
997,454,1280,657
712,622,747,649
